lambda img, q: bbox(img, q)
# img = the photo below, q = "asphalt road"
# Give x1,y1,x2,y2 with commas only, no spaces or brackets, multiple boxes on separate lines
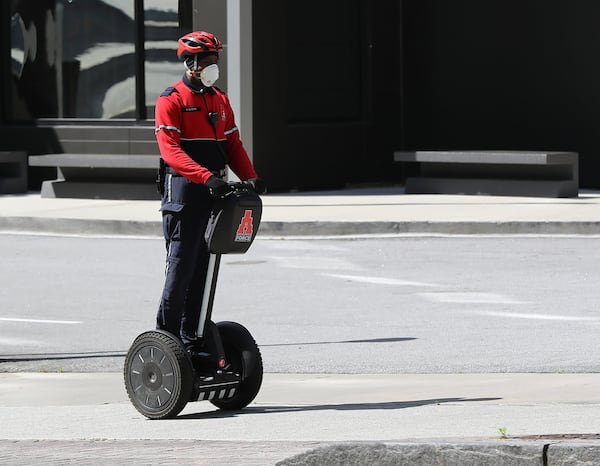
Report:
1,233,599,373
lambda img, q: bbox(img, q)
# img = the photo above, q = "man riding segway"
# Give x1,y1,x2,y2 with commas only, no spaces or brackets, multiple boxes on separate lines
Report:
154,30,264,359
123,31,266,419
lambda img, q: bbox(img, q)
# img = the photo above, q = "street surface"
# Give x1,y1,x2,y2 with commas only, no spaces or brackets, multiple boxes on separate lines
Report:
1,232,600,464
1,233,599,374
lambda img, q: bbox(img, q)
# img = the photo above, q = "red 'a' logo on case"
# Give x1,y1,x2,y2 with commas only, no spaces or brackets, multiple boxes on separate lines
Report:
235,210,253,242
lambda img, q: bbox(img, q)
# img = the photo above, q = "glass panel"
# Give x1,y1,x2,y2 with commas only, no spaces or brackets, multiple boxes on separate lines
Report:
287,0,362,122
8,0,136,119
144,0,183,120
10,12,27,79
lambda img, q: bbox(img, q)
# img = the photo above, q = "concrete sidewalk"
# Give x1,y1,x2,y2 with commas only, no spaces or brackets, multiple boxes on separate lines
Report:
1,187,600,236
1,372,599,464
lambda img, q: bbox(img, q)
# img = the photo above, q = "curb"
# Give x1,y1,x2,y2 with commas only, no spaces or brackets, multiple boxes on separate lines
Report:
277,441,600,466
0,217,161,237
3,217,600,237
259,221,600,236
1,439,599,464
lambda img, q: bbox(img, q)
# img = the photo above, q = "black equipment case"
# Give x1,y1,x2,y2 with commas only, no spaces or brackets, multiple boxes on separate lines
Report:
205,187,262,254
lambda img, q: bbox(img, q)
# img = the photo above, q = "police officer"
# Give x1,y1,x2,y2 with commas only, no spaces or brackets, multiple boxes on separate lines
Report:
154,31,264,359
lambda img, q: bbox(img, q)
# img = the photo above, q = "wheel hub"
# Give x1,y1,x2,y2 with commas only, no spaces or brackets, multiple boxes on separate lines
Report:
142,362,163,390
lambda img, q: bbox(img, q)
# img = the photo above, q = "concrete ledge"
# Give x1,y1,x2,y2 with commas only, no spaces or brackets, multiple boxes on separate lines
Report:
28,153,158,169
0,440,599,465
39,180,160,201
394,150,579,198
394,150,578,166
29,154,158,199
278,441,600,466
548,443,600,465
405,177,577,199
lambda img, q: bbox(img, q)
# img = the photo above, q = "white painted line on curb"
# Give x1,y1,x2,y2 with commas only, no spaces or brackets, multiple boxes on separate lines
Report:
0,317,82,325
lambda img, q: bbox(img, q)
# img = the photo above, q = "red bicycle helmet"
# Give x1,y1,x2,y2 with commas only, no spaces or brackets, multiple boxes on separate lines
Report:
177,31,223,61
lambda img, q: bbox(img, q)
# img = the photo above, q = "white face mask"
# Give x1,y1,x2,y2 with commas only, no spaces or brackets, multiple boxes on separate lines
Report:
200,64,219,87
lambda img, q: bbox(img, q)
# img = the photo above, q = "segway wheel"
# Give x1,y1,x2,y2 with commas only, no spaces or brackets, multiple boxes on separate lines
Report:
210,321,263,410
124,330,193,419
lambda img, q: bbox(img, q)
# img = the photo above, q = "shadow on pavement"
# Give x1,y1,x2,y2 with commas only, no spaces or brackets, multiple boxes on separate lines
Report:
261,337,417,347
0,337,415,361
176,397,502,420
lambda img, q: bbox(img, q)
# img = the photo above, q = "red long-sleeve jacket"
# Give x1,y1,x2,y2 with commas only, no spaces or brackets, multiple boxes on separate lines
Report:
154,75,257,184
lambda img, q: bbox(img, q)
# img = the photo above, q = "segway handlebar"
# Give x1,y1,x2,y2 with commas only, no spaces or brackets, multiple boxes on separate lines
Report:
227,180,253,192
222,179,265,197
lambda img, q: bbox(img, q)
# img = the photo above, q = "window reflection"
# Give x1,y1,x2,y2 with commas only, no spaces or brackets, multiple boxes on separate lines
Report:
9,0,136,119
59,0,136,118
10,12,29,79
7,0,186,121
144,0,182,120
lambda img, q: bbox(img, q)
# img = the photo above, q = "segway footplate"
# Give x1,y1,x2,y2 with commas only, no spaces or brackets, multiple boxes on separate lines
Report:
191,371,241,402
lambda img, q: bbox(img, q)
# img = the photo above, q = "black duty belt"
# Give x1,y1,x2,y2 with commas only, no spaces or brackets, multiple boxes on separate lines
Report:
166,167,227,178
165,167,182,176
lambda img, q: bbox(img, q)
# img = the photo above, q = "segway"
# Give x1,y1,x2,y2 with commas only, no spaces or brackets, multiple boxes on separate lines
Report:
124,182,263,419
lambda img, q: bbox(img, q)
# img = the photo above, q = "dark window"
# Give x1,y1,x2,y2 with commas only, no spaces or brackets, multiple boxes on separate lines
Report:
287,0,362,122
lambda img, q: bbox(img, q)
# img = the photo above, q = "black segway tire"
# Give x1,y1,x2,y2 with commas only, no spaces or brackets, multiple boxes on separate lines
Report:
124,330,193,419
210,321,263,411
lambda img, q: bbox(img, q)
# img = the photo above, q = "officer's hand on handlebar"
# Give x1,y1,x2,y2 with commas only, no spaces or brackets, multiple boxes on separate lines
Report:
247,178,266,195
205,176,234,198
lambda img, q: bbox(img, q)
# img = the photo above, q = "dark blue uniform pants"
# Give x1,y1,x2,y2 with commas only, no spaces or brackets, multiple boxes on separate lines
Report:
156,179,213,348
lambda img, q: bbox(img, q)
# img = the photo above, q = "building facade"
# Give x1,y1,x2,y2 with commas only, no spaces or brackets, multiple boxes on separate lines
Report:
1,1,599,193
